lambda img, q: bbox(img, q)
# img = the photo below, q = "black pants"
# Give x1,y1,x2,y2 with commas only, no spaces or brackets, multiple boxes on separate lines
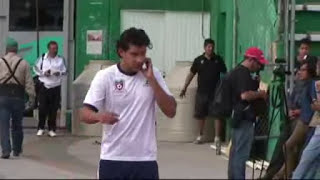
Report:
99,160,159,179
38,85,61,131
263,119,296,179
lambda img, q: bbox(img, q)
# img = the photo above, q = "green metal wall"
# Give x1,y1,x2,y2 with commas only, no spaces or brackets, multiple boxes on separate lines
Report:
75,0,283,160
75,0,110,76
75,0,215,77
211,0,279,160
236,0,278,83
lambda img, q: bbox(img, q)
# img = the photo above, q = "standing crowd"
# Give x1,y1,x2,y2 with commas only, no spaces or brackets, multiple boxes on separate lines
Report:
0,28,319,179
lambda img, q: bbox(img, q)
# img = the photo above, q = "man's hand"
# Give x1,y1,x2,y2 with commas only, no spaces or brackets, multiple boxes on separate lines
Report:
95,112,119,125
311,101,320,111
241,91,254,100
44,70,51,77
289,109,301,120
241,90,267,101
141,58,155,81
260,90,268,100
25,101,35,111
53,71,60,76
179,89,186,98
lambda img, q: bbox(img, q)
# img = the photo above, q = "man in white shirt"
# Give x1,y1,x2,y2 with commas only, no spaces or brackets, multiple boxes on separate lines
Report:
80,27,177,179
34,41,67,137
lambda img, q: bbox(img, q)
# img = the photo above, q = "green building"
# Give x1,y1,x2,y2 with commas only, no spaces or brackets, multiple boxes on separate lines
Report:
0,0,319,161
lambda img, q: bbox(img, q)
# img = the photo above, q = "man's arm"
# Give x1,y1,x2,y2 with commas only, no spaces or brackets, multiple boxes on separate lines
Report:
241,90,267,101
60,57,67,75
24,62,36,107
180,58,198,97
149,77,177,118
33,57,43,76
80,70,119,124
142,59,176,118
180,72,195,98
220,57,227,74
80,106,119,125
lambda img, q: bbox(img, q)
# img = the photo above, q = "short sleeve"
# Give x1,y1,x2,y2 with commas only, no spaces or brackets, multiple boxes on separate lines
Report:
237,72,253,93
154,69,173,96
190,58,199,74
83,70,107,112
219,57,227,73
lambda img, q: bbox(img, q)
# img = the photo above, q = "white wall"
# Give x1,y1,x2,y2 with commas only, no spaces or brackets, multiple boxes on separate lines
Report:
121,10,210,75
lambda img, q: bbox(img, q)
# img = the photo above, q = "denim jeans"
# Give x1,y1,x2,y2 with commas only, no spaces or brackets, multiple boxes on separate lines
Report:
0,96,25,155
228,119,254,179
292,132,320,179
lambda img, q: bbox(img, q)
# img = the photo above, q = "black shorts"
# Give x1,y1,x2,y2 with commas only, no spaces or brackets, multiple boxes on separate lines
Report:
194,92,214,119
99,160,159,179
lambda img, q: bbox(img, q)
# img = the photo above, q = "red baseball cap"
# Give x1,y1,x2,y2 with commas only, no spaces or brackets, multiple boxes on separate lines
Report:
244,47,269,65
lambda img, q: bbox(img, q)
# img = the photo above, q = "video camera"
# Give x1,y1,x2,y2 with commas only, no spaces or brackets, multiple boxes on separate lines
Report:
272,58,291,78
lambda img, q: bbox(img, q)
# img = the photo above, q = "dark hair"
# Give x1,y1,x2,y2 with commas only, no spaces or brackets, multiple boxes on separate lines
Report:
47,41,58,49
116,27,151,57
300,61,316,78
300,37,311,47
204,38,215,47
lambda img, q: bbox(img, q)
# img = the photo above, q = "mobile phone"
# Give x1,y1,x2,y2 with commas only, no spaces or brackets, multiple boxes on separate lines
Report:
142,62,147,70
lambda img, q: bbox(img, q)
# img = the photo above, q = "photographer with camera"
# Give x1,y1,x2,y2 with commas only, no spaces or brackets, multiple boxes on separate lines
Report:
227,47,268,179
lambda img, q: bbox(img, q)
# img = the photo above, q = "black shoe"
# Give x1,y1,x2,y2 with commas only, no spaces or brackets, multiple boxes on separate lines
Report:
13,152,20,157
1,154,10,159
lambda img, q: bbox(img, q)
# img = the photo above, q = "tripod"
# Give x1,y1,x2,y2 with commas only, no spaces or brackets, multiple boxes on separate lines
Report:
254,65,290,179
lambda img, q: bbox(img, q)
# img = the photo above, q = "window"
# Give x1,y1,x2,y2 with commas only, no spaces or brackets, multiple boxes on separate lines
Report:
9,0,64,31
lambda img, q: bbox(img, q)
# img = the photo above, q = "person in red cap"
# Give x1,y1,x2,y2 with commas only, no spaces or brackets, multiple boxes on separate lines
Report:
226,47,268,179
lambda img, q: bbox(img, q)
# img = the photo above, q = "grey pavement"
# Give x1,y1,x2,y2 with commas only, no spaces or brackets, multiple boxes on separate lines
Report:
0,128,261,179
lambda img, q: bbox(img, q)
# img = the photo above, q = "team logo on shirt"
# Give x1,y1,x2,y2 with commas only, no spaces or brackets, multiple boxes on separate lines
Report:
115,80,124,91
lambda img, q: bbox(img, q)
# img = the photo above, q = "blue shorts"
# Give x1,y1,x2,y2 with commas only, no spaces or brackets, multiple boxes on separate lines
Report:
98,160,159,179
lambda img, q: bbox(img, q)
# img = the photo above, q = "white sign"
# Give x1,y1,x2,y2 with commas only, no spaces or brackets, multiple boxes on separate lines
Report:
86,30,103,55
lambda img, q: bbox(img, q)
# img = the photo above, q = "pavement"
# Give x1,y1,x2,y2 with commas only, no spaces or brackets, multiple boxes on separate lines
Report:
0,127,261,179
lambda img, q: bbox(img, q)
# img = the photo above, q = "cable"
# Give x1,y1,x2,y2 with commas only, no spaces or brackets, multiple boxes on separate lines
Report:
201,0,205,39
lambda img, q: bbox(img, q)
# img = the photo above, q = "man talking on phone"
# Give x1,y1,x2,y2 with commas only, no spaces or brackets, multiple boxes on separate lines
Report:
33,41,67,137
80,27,177,179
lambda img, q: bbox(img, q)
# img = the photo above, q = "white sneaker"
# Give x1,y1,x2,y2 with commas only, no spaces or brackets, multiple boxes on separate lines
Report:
193,135,204,144
48,131,57,137
37,129,44,136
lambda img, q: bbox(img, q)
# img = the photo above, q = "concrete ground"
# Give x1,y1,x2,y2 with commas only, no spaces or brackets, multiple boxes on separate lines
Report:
0,122,261,179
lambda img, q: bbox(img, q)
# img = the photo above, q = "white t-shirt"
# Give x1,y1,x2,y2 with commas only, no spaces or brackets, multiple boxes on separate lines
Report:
34,53,67,89
84,64,172,161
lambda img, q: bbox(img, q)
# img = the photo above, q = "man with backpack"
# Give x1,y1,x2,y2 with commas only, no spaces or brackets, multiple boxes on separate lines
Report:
0,37,35,159
180,39,227,145
224,47,268,179
33,41,67,137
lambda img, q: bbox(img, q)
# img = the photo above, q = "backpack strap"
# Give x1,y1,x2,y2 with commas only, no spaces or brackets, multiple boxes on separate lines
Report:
40,53,45,70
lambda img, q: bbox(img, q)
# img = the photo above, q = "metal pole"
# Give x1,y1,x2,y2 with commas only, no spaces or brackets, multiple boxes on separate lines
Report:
232,0,238,68
284,0,289,93
289,0,296,94
36,0,39,58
